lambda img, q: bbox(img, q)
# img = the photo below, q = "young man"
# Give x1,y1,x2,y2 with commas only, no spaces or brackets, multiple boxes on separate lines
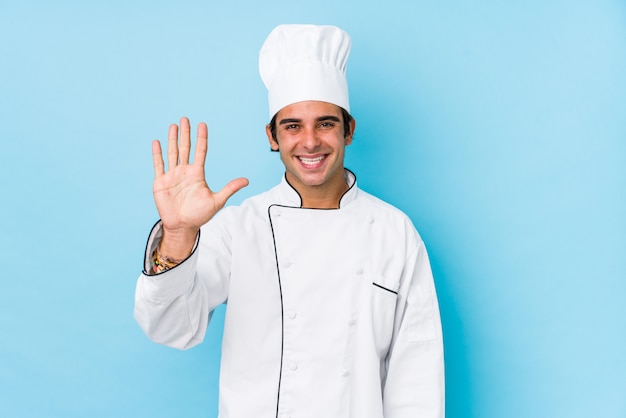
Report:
135,24,444,418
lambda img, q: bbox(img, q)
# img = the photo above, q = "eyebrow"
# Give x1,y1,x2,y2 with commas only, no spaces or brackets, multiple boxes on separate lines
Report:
278,118,302,125
278,115,341,125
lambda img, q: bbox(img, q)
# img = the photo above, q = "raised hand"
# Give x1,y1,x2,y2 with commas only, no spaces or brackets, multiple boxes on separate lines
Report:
152,117,249,259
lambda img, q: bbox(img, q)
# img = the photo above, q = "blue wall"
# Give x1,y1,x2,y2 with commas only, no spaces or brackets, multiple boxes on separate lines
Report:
1,1,624,417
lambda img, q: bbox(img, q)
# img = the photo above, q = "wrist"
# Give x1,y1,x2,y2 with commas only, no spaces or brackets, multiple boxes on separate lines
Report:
159,225,198,261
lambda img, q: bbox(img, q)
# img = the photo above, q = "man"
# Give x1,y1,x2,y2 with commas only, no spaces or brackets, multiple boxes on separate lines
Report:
135,24,444,417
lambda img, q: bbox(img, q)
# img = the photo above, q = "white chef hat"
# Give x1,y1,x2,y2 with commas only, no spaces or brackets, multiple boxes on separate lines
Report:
259,24,351,119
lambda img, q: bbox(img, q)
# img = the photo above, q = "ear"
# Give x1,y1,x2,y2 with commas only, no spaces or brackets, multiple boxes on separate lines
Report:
266,124,279,151
345,118,356,145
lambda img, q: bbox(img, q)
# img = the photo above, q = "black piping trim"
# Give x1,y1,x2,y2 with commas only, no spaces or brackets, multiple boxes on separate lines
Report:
268,205,285,418
339,168,357,208
266,169,358,415
373,282,398,295
283,174,304,207
141,220,200,276
282,167,357,209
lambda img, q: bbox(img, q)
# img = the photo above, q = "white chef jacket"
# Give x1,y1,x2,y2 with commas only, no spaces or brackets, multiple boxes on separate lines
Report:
135,170,444,418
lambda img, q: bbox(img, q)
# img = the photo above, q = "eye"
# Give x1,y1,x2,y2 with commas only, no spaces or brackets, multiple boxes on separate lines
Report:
285,124,300,130
319,121,336,129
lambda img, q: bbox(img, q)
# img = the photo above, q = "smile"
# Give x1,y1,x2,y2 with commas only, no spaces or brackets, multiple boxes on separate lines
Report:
298,155,326,167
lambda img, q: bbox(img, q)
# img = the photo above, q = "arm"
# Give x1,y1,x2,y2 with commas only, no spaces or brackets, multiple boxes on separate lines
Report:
134,118,248,349
383,240,445,418
134,223,206,350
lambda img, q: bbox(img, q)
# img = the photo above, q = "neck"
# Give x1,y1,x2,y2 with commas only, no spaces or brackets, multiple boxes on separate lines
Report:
300,182,349,209
287,171,349,209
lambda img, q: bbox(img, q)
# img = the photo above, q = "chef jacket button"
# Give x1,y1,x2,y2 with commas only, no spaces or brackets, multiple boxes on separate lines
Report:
348,319,357,326
342,370,350,377
288,362,298,371
287,310,297,320
368,217,375,224
355,268,363,275
284,261,292,268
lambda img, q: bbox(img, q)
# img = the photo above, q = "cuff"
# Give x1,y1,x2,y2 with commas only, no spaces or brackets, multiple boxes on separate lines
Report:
141,220,200,276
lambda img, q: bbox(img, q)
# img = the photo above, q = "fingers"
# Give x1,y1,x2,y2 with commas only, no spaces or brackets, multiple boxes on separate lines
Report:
193,122,208,167
166,118,206,169
179,117,191,165
167,123,179,170
152,140,165,178
214,177,250,208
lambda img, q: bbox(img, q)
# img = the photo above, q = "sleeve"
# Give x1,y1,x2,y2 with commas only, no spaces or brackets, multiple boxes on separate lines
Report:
133,218,231,350
382,237,445,418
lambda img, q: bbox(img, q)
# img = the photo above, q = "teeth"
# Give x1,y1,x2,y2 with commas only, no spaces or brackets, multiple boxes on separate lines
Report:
299,156,324,165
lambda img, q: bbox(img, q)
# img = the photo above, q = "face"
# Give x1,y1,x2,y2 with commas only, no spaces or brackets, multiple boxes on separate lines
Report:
266,101,355,196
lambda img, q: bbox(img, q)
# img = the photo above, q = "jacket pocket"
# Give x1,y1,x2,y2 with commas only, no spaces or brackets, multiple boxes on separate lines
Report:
370,278,398,356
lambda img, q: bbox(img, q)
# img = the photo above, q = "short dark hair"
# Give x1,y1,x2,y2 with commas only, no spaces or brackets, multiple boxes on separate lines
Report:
268,107,354,152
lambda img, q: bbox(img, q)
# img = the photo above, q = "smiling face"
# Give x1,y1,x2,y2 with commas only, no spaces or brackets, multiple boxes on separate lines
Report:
266,100,356,207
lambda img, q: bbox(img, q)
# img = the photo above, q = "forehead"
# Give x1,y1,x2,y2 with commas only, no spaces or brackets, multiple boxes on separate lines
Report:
276,100,343,121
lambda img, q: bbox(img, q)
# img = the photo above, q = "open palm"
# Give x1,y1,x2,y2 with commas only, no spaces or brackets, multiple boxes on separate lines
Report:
152,117,248,257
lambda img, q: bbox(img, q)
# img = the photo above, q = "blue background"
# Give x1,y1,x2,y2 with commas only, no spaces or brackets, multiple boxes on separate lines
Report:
1,0,624,417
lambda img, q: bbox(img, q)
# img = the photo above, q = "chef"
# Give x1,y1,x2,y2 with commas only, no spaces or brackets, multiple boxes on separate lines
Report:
135,24,445,418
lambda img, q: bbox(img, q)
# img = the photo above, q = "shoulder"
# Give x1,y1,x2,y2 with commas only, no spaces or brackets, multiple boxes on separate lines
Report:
237,186,282,212
353,188,412,222
351,187,424,245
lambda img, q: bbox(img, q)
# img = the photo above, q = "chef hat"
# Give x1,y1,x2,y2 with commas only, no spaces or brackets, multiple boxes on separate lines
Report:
259,24,351,119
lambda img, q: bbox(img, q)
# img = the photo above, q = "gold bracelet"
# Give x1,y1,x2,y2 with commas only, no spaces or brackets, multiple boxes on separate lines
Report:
151,245,184,273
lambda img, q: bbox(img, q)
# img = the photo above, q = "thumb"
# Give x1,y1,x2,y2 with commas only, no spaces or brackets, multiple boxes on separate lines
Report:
214,177,250,208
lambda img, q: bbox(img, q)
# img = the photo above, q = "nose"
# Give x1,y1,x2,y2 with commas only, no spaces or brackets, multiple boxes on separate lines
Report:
302,126,321,151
